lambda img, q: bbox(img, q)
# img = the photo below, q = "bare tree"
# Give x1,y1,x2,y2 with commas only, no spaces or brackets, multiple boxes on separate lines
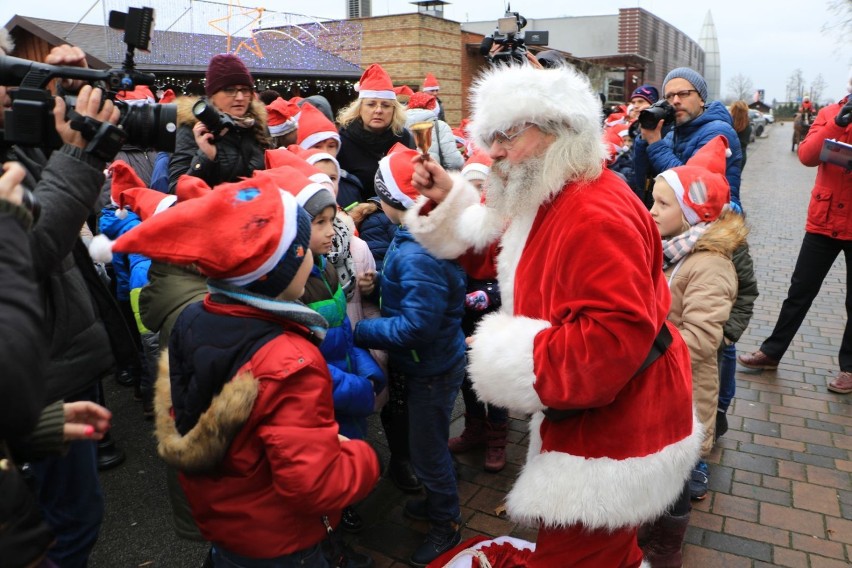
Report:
810,74,828,105
786,69,805,102
824,0,852,49
727,73,754,102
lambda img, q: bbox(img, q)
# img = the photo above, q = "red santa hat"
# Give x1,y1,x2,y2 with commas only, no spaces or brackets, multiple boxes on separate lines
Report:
266,97,299,137
375,143,420,210
175,175,213,202
461,148,492,183
657,135,732,225
393,85,414,100
89,176,312,298
296,102,340,150
264,147,332,186
355,64,396,100
116,85,155,105
254,166,336,218
422,72,440,92
287,144,340,178
159,89,176,104
117,187,177,220
407,91,437,111
603,125,629,162
108,160,147,207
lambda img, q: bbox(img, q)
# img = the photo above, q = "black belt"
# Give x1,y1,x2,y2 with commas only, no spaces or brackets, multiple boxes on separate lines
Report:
542,324,673,423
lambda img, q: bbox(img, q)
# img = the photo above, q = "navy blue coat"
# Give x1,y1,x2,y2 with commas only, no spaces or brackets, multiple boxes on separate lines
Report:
354,226,466,377
634,101,743,211
358,198,397,271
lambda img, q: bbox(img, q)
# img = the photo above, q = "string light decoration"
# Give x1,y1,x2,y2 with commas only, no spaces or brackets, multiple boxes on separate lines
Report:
96,0,364,96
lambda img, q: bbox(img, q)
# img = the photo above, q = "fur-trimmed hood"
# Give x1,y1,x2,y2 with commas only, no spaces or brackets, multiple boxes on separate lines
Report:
155,350,257,474
693,209,749,257
174,95,269,145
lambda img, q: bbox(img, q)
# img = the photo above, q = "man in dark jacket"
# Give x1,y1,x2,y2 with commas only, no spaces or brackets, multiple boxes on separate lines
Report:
1,41,135,568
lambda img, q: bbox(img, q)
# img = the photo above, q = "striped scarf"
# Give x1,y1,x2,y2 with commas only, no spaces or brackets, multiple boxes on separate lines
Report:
661,223,709,270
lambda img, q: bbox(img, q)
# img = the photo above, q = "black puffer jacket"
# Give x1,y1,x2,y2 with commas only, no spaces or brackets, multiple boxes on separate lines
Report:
6,144,136,402
337,119,414,201
168,97,270,192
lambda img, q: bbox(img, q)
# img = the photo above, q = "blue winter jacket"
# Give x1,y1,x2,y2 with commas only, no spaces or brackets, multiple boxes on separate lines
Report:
359,197,397,271
98,208,151,300
634,100,744,211
354,225,466,377
303,258,385,440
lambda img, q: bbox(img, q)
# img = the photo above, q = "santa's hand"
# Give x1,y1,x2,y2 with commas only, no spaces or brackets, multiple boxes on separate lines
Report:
411,155,453,204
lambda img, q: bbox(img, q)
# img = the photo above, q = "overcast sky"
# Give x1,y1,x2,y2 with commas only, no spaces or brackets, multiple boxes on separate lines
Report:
2,0,849,104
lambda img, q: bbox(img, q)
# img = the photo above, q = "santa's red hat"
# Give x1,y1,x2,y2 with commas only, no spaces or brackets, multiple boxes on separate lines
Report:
266,97,299,137
296,102,340,150
175,175,213,202
355,64,395,100
254,166,336,218
90,176,312,298
117,187,178,220
461,148,492,183
287,144,340,178
116,85,155,105
375,143,420,210
658,135,731,224
422,72,440,92
264,147,332,186
159,89,176,104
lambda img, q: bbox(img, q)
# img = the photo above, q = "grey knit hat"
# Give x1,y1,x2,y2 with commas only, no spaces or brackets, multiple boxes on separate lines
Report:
663,67,708,102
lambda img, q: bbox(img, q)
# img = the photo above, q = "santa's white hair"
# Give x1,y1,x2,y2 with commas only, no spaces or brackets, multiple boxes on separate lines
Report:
469,62,607,187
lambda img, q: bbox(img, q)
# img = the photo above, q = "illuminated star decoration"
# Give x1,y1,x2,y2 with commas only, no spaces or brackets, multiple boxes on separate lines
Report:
208,0,265,58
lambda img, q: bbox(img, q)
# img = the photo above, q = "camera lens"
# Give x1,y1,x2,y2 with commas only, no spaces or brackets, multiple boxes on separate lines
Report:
119,102,177,152
192,99,225,140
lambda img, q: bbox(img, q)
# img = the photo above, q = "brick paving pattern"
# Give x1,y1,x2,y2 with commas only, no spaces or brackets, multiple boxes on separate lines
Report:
90,123,851,566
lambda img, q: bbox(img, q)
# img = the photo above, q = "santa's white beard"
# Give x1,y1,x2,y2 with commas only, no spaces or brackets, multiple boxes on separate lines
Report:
486,157,546,218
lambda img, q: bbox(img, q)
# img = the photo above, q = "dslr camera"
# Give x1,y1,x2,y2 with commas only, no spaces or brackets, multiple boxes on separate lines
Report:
192,98,235,142
0,7,177,159
638,100,676,130
479,8,549,66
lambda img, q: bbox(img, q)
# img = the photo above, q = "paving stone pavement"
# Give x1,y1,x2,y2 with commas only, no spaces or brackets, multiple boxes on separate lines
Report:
91,121,851,567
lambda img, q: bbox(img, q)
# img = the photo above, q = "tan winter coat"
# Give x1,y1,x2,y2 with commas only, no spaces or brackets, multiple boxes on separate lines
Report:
665,210,748,456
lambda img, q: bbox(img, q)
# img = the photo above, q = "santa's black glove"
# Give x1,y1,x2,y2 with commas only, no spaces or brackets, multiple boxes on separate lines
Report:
835,101,852,128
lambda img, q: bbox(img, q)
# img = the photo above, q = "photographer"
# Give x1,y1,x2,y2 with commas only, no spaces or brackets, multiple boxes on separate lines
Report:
167,53,270,192
1,37,135,567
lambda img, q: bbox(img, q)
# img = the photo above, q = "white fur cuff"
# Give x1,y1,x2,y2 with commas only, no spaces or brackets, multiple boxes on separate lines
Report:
468,312,551,415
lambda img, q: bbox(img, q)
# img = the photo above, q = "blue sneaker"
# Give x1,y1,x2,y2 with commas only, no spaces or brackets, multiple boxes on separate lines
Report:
689,461,709,500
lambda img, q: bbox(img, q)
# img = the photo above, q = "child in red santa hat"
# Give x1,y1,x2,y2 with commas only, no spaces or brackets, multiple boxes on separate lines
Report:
91,175,380,567
643,135,748,565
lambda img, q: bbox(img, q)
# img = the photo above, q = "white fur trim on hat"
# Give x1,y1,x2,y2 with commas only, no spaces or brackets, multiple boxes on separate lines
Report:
304,152,340,177
377,156,415,210
461,163,490,181
468,312,550,415
269,119,296,136
154,194,179,216
469,65,603,152
225,191,297,287
357,89,396,100
422,86,439,92
658,170,700,225
507,414,704,529
299,131,341,151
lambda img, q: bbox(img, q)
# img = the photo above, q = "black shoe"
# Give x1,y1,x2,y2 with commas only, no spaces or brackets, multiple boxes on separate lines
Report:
97,434,126,471
404,498,429,522
715,410,728,441
341,506,364,533
322,539,374,568
388,459,423,493
409,521,461,567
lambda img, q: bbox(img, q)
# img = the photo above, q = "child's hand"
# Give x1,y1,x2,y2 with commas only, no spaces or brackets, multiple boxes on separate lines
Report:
358,271,376,296
465,290,490,311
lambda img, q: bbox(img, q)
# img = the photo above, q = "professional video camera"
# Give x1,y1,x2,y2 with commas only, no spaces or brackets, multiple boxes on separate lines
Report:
0,7,176,159
638,100,676,130
479,6,549,66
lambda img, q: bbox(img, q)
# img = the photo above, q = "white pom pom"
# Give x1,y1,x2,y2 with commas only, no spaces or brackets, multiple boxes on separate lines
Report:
88,234,115,263
115,207,128,219
725,147,732,158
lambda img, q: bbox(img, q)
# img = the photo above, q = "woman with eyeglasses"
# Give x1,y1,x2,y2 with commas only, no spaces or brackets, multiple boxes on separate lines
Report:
168,53,271,193
336,64,415,203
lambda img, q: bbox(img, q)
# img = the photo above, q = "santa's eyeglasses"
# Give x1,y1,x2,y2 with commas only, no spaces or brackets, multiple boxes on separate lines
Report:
486,124,534,149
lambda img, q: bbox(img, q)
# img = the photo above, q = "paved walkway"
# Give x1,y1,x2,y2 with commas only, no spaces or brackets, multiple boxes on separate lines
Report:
91,122,851,567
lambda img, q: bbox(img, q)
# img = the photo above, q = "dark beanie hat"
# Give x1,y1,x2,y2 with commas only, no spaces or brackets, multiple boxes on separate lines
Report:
630,85,659,105
205,54,254,97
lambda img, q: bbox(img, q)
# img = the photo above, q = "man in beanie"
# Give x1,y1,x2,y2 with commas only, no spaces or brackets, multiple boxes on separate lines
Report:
94,175,381,566
633,66,743,213
168,53,270,193
354,144,467,566
407,63,700,567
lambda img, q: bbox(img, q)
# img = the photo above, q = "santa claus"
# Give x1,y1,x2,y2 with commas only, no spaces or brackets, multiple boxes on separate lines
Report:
406,63,702,566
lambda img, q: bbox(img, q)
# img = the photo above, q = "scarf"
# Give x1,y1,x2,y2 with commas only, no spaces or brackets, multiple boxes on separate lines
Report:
207,280,328,343
344,118,404,159
661,223,709,270
229,114,256,130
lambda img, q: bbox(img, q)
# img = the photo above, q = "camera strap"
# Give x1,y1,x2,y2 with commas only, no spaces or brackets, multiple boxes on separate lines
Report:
68,110,128,162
